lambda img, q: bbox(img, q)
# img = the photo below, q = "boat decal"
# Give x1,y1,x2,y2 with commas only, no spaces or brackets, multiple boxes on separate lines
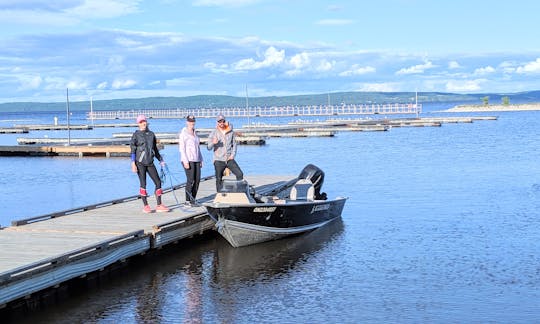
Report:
253,206,277,213
310,204,330,213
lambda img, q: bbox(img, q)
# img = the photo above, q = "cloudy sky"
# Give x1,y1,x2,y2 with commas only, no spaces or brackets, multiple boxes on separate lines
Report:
0,0,539,103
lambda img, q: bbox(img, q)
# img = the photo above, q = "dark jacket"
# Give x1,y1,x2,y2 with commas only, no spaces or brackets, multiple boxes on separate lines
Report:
130,129,163,166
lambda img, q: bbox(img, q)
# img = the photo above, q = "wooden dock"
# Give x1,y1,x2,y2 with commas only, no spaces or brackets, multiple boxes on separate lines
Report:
0,174,294,309
0,124,137,134
12,124,93,131
0,128,28,134
0,145,131,157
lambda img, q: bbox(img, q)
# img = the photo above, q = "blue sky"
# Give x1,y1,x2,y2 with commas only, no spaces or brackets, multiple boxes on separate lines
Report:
0,0,539,103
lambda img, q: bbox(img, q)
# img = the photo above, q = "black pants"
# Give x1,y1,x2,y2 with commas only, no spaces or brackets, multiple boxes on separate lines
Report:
214,159,243,191
136,162,162,205
184,161,201,203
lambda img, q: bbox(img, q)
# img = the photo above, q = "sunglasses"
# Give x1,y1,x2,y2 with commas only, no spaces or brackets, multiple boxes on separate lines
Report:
218,120,226,123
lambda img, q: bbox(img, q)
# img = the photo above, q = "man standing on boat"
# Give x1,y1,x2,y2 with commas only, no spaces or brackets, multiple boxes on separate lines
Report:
130,114,170,213
207,114,244,191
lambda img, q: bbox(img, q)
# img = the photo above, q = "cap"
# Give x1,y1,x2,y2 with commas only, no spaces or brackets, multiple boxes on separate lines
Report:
136,114,147,123
186,115,196,122
216,114,225,122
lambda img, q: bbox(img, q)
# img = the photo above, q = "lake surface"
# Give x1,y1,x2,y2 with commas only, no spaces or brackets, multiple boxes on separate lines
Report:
1,104,540,323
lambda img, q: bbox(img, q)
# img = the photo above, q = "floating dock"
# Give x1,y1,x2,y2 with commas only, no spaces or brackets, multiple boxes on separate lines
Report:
0,145,130,157
0,116,498,157
0,128,28,134
0,174,294,310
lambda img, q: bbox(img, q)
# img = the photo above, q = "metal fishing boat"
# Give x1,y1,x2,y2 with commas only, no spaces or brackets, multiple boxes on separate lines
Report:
203,164,347,247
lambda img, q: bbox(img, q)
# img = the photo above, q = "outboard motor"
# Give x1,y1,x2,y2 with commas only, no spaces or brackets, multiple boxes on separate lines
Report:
298,164,327,200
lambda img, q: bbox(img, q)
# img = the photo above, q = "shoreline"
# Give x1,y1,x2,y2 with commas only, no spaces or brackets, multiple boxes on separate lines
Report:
445,103,540,112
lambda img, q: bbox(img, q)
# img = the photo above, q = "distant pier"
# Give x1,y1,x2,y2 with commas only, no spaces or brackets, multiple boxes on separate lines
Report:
86,103,422,120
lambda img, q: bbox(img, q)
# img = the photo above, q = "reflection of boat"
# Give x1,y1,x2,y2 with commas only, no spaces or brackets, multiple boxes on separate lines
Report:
213,218,345,282
203,164,348,247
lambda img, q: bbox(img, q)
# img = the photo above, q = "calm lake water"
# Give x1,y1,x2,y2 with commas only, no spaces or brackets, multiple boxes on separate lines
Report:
1,103,540,323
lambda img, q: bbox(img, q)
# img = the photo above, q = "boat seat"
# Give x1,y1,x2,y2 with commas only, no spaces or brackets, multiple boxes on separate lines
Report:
214,179,255,204
290,179,315,201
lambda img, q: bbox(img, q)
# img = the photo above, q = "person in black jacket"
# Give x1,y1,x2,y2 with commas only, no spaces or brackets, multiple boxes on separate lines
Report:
130,114,170,213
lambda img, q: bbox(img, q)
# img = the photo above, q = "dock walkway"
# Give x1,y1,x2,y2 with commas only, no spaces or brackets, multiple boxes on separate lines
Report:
0,174,294,308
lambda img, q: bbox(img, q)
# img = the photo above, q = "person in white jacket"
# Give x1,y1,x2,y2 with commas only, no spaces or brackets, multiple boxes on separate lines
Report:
179,115,203,206
207,114,244,191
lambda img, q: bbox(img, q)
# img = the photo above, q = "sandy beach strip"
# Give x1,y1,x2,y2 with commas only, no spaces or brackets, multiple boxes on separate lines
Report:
446,103,540,112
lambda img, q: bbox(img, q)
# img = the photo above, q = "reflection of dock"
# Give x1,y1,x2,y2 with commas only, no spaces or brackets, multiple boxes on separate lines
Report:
0,174,294,312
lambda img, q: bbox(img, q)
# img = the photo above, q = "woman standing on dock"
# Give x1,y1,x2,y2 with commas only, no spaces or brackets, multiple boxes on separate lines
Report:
179,115,204,206
130,114,170,213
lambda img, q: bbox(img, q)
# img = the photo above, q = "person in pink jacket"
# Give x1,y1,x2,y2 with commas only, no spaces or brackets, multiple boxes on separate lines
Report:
179,115,203,206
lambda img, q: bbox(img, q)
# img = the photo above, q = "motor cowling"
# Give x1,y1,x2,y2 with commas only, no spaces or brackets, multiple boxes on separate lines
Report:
298,164,327,200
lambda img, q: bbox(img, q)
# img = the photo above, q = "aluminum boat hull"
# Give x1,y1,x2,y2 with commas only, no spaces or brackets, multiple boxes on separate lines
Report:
205,197,347,247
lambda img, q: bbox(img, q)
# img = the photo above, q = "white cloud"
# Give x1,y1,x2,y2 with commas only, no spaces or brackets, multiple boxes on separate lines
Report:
17,75,42,90
315,59,334,72
448,61,461,69
285,53,336,76
233,46,285,71
473,66,495,75
0,8,77,26
66,80,89,90
516,58,540,74
445,80,484,92
289,52,311,70
42,76,69,90
396,61,435,75
67,0,141,19
358,83,400,92
1,27,540,103
499,61,516,74
112,79,137,89
0,0,141,25
339,64,376,77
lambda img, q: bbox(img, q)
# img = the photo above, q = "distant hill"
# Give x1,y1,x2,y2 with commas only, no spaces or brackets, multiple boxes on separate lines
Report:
1,91,539,113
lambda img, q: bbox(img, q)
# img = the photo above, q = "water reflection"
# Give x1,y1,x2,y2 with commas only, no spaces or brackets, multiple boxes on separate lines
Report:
212,218,344,284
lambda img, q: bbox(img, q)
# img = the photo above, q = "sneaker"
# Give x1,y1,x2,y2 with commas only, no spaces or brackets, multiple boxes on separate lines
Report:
183,201,192,208
156,204,170,213
142,205,152,213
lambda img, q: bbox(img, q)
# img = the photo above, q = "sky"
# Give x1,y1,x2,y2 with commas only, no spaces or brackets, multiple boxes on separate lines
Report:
0,0,539,103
